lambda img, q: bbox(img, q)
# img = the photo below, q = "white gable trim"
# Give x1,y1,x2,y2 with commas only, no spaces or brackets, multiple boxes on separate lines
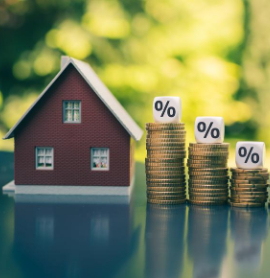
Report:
3,57,143,141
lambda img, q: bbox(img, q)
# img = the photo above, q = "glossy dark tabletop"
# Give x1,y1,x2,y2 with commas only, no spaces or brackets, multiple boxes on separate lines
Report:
0,151,270,278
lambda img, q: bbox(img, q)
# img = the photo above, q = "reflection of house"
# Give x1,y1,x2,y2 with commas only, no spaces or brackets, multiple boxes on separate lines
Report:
145,204,186,278
14,196,140,278
187,206,228,278
3,56,143,194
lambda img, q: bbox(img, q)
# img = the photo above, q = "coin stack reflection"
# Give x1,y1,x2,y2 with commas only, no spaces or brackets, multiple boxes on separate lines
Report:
229,168,269,208
187,143,229,205
145,123,186,204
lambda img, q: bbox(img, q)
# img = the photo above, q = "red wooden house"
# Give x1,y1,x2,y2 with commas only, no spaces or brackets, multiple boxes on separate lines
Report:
3,56,143,195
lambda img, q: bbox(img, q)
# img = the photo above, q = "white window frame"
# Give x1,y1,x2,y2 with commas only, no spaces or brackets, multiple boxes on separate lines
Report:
63,100,81,123
36,147,54,170
91,148,110,171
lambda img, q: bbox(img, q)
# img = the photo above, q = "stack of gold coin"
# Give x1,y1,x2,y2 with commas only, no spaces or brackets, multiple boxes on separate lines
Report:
145,123,186,205
187,143,229,205
229,168,269,208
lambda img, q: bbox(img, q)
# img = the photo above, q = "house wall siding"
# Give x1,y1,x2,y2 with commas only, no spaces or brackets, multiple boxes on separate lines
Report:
14,65,131,186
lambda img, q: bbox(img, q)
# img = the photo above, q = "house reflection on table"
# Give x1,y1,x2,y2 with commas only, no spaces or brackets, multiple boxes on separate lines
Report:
230,207,267,271
187,205,229,278
144,204,186,278
13,194,140,278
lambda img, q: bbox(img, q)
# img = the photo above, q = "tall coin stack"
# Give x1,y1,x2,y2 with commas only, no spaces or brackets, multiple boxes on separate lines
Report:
229,168,269,208
187,143,230,205
145,123,187,205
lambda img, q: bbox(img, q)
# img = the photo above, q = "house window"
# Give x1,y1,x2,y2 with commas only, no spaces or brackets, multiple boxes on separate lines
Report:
36,147,54,169
91,148,109,170
63,101,81,123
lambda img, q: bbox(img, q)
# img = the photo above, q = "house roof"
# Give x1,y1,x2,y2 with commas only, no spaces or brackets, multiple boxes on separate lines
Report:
3,56,143,141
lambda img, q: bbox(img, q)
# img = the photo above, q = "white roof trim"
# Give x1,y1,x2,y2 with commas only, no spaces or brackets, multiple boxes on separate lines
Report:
3,56,143,141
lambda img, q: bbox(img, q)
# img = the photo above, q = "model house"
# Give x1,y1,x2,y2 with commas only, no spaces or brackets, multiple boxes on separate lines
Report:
3,56,143,195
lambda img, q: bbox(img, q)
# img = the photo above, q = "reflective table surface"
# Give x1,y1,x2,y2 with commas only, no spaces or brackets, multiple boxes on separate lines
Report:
1,151,270,278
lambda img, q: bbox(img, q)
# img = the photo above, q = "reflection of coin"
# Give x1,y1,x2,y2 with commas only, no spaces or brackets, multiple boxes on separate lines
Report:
147,199,186,205
189,192,228,198
229,201,265,208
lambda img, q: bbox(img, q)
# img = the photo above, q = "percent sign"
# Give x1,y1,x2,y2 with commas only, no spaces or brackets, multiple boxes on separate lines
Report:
154,100,176,118
197,122,220,139
238,146,260,163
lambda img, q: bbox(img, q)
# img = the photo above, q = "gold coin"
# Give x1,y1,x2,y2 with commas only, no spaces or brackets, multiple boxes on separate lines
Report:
146,158,184,163
148,154,186,159
189,142,229,148
147,195,186,201
188,150,229,156
189,192,228,197
147,147,186,152
231,178,268,184
146,166,186,172
230,183,268,188
230,196,267,202
189,184,228,189
230,187,267,192
147,182,186,187
187,159,227,164
147,187,186,192
146,171,186,176
189,188,228,193
146,174,185,180
187,163,227,170
145,123,185,130
147,198,186,205
189,171,228,177
189,179,228,185
147,192,186,198
146,138,186,143
188,200,228,206
189,196,228,201
230,168,268,173
231,174,269,180
147,130,186,135
189,175,228,180
188,167,228,171
146,143,186,148
188,155,228,160
230,191,267,197
147,134,186,139
229,201,265,208
146,178,185,184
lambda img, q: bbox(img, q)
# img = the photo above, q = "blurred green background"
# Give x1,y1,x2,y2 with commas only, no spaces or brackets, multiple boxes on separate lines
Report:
0,0,269,164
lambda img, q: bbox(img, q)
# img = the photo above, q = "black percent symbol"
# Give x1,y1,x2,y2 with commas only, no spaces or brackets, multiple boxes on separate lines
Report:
238,146,260,163
155,100,176,118
197,122,220,139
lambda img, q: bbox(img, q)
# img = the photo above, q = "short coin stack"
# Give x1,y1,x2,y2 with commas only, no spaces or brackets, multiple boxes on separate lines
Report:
145,123,187,205
229,168,269,208
187,143,229,205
